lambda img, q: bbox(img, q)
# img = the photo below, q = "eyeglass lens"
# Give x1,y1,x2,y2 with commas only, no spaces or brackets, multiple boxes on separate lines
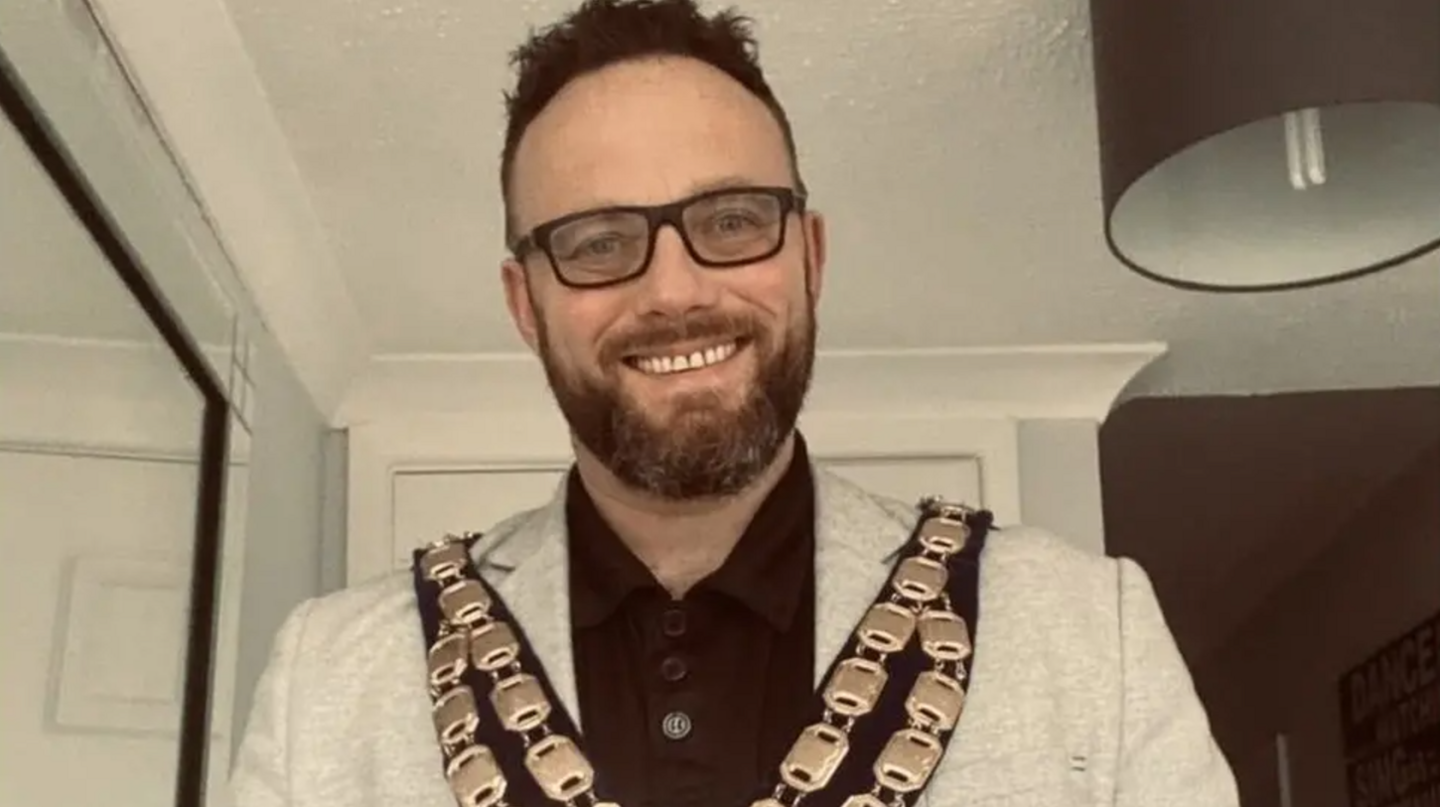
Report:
546,191,787,286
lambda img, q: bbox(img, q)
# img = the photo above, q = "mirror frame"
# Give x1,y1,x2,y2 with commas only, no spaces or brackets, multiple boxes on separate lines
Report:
1,49,231,807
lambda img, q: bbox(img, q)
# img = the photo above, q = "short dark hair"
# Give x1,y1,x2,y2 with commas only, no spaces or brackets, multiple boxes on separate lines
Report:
500,0,805,247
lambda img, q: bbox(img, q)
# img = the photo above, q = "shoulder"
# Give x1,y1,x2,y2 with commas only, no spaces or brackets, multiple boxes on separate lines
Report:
985,523,1166,615
276,572,419,671
283,501,558,655
976,523,1174,655
984,523,1121,587
822,468,1134,601
839,470,1122,583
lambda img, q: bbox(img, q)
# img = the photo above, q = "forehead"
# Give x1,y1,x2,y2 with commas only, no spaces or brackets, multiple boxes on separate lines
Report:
510,56,793,228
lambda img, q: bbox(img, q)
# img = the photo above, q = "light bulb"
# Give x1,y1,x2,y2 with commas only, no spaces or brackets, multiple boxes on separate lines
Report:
1284,108,1328,190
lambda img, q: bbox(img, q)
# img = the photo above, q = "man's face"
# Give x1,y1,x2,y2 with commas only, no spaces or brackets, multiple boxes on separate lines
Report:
501,56,826,501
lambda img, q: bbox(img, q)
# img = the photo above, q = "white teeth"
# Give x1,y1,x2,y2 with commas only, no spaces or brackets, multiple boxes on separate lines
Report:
634,341,738,376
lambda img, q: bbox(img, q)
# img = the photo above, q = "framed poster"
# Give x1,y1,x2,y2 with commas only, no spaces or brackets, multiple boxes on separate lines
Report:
1339,607,1440,807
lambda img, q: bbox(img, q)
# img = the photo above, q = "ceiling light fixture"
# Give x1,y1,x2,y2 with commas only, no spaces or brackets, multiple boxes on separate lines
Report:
1087,0,1440,292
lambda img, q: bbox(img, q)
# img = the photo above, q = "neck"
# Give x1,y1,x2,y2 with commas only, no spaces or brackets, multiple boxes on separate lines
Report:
572,433,798,597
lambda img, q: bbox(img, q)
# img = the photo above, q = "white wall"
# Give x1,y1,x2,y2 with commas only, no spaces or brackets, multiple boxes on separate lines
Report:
1018,418,1107,556
228,326,347,759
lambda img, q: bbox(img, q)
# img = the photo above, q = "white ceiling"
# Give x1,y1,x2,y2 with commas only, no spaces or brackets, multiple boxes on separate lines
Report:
210,0,1440,397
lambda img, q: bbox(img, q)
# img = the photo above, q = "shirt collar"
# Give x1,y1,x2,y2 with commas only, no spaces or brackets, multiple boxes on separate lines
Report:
566,435,816,631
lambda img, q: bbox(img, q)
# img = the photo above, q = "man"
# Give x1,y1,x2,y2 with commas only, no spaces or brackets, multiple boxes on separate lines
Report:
230,1,1239,805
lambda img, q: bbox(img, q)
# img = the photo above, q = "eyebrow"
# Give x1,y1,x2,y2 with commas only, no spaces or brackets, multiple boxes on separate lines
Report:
685,175,763,196
576,175,767,210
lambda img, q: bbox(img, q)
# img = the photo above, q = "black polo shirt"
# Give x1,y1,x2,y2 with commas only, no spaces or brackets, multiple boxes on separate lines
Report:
568,438,817,807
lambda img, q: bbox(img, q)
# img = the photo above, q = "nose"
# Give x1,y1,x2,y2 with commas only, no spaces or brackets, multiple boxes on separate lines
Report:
633,224,719,316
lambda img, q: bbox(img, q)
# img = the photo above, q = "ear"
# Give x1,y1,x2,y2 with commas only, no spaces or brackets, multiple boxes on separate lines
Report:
501,258,542,354
802,211,827,300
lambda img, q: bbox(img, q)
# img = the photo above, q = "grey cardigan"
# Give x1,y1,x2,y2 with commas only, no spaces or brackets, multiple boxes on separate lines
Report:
228,466,1239,806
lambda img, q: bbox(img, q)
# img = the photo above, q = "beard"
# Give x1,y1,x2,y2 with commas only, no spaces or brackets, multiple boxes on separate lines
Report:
534,289,816,501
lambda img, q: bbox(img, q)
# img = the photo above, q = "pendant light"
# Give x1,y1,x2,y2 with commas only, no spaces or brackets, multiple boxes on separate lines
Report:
1088,0,1440,291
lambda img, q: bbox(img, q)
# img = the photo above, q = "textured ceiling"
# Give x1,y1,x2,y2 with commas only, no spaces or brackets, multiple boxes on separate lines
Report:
217,0,1440,395
1101,387,1440,664
0,103,154,342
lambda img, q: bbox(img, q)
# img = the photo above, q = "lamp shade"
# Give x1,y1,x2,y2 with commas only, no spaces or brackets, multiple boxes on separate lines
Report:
1088,0,1440,291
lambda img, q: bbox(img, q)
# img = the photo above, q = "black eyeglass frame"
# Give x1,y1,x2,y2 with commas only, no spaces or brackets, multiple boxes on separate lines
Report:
511,185,808,289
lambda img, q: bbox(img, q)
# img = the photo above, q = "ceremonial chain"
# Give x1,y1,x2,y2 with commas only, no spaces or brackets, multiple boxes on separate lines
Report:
413,497,984,807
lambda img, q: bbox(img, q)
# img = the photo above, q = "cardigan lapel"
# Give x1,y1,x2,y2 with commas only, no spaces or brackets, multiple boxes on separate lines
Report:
480,477,583,728
810,466,917,685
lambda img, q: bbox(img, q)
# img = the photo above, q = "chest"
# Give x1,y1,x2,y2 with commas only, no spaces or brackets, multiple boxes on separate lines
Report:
295,614,1115,807
574,587,817,807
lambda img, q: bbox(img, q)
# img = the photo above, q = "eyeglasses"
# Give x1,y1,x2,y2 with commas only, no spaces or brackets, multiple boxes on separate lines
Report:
512,186,806,289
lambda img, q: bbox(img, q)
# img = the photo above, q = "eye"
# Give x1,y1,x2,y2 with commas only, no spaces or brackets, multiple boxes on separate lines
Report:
706,210,766,238
717,212,760,232
564,233,627,260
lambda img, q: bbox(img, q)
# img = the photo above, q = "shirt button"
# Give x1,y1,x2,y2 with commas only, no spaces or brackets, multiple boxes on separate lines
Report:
661,710,692,741
660,655,688,682
661,608,687,637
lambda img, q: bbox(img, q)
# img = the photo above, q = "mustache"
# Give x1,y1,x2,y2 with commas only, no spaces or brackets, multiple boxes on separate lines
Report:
601,313,760,363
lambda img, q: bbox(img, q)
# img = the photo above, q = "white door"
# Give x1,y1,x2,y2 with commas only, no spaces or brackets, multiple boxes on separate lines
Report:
348,413,1021,583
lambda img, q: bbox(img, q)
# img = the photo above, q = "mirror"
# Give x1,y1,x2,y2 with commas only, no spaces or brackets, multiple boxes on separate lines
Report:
0,52,238,807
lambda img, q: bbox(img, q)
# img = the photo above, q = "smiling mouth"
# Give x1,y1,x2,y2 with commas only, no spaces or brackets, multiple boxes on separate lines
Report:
624,339,748,376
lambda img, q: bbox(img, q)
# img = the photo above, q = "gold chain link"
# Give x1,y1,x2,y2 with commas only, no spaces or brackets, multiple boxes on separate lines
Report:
417,508,977,807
